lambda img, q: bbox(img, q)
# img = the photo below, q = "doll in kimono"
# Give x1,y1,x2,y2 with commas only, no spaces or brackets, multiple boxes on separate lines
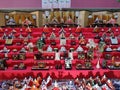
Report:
36,37,45,51
50,32,56,45
60,32,66,45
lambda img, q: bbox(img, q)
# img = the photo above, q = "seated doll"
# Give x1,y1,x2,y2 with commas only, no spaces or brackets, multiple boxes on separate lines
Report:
19,47,27,53
18,53,26,60
60,32,66,45
75,25,82,33
65,16,74,24
68,50,73,60
55,50,60,60
93,25,100,33
0,47,10,53
5,34,13,45
87,47,94,60
6,17,16,25
26,42,34,52
78,52,85,60
46,45,52,52
105,46,112,52
2,30,8,39
79,36,86,45
69,33,76,45
117,46,120,52
23,38,29,45
18,29,24,39
52,81,61,90
43,25,50,33
25,26,32,33
36,37,46,51
76,45,84,52
59,46,67,52
12,49,18,60
65,57,72,69
0,58,7,70
22,17,32,26
50,32,56,39
110,36,118,45
50,32,56,45
86,39,96,49
26,32,32,39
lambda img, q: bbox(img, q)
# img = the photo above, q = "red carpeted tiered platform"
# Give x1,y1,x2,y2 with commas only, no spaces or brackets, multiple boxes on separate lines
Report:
0,27,120,80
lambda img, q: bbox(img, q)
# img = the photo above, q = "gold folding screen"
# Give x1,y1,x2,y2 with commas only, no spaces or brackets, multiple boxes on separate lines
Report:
5,13,36,26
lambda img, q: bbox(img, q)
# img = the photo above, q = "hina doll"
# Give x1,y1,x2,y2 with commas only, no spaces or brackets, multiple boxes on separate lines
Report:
60,32,66,45
46,76,52,87
68,50,73,60
12,49,18,60
50,32,56,45
76,45,84,52
33,79,40,88
106,79,115,89
117,46,120,51
74,78,80,86
65,57,72,69
93,25,100,33
52,81,60,90
19,47,27,53
87,47,94,60
0,46,10,53
43,25,50,33
1,47,10,59
101,84,111,90
110,35,118,45
0,58,7,70
59,46,67,52
23,38,29,45
55,50,60,60
2,30,8,39
98,41,106,52
86,39,97,49
41,79,47,90
105,46,112,52
85,83,92,90
79,36,86,45
65,16,73,24
26,42,34,52
36,37,45,51
46,45,52,52
30,85,38,90
18,29,24,39
6,17,16,25
22,17,32,26
26,26,32,33
69,33,76,45
75,25,82,33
